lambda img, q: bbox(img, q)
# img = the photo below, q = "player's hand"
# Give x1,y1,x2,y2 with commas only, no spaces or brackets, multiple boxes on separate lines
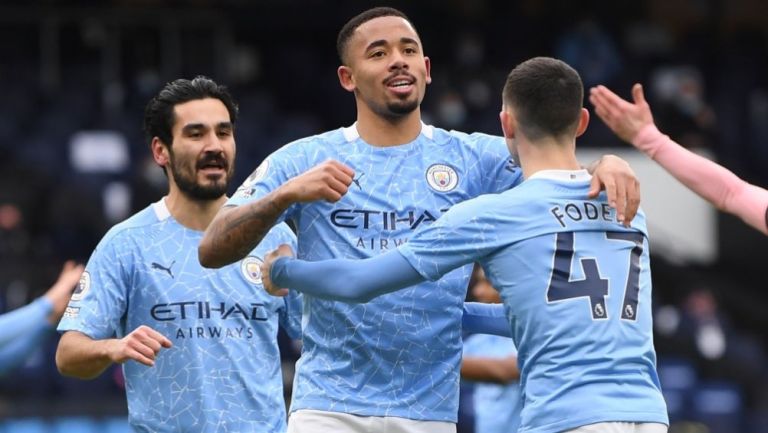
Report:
588,155,641,226
589,83,654,144
279,160,354,204
261,244,295,297
109,325,172,367
44,260,85,325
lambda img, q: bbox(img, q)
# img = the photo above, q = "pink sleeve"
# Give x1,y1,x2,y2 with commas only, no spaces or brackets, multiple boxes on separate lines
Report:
634,124,768,235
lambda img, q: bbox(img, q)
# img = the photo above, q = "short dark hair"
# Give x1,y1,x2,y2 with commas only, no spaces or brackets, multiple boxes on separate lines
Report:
336,7,416,64
143,76,239,149
502,57,583,141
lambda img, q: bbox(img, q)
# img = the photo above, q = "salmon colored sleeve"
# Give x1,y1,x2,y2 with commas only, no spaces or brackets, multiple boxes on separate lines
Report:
634,124,768,235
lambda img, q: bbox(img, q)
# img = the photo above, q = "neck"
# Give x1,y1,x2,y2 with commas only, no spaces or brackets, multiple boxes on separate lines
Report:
164,184,227,231
355,102,423,147
518,137,582,179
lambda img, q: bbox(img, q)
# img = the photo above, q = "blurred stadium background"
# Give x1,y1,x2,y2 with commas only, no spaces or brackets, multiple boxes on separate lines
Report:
0,1,767,432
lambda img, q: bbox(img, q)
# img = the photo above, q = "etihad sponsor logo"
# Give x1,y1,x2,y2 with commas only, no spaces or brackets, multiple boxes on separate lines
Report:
150,301,269,322
331,208,448,231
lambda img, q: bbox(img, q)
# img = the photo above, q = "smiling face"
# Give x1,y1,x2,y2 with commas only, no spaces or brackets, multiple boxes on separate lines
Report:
160,98,236,201
338,16,432,120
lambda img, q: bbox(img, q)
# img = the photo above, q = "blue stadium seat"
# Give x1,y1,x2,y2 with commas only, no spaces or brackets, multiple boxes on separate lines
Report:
691,380,743,433
101,416,133,433
657,357,698,421
0,418,50,433
50,416,99,433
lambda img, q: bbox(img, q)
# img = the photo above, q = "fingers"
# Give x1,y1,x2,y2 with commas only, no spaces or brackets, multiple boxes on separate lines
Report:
261,246,292,297
120,325,172,366
632,83,645,105
623,177,641,225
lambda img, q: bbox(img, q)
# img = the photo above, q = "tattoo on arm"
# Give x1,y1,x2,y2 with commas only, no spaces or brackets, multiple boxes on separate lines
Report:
209,195,288,265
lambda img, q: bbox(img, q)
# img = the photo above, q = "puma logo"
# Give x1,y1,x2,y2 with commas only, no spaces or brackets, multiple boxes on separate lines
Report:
352,172,365,190
151,260,176,278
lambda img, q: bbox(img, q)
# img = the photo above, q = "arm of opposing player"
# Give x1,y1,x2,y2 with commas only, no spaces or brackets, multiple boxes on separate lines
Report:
56,326,172,379
270,251,425,303
635,124,768,235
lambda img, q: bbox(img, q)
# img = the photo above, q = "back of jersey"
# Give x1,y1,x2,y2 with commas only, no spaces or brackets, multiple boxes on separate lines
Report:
482,174,668,433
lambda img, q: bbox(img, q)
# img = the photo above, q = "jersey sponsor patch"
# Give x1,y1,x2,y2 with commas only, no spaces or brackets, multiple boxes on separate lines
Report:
63,306,80,318
244,159,270,187
426,163,458,192
241,256,264,284
71,271,91,302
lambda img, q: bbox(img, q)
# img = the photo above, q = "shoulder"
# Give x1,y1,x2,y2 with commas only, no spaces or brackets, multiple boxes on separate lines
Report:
99,202,163,246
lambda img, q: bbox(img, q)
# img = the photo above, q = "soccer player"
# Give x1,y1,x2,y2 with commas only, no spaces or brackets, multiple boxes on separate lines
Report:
199,8,641,433
590,83,768,235
55,77,301,432
263,57,669,433
460,266,520,433
0,261,82,376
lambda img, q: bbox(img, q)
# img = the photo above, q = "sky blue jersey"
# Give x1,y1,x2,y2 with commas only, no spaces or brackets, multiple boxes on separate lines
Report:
228,123,521,421
462,334,521,433
58,199,301,433
400,170,668,433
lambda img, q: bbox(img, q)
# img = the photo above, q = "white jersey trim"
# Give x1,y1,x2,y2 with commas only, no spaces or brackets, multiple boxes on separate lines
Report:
528,169,591,182
151,197,172,221
342,122,434,143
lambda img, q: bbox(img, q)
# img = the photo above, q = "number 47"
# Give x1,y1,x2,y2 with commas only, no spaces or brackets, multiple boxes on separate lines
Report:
546,231,644,321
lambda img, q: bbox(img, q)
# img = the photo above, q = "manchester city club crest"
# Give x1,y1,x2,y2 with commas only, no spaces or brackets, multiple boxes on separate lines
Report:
426,164,458,192
71,271,91,302
241,256,264,284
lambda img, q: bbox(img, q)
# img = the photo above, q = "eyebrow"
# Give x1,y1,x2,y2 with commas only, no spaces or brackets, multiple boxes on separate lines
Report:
364,37,420,52
181,121,233,133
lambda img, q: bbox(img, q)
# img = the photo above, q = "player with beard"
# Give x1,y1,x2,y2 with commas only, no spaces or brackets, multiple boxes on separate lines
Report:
55,77,301,433
199,8,642,433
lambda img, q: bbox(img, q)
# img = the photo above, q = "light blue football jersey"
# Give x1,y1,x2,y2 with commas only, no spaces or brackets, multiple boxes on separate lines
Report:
399,170,668,433
228,123,521,421
58,199,301,433
462,334,521,433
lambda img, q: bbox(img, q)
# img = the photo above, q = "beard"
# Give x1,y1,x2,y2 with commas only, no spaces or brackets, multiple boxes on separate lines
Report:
385,98,420,116
169,151,233,201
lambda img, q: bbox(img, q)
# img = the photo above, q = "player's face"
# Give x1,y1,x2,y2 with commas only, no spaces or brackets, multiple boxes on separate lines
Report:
341,16,432,119
167,98,235,200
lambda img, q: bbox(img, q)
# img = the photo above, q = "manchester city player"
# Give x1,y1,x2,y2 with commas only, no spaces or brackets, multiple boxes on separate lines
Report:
55,77,301,433
199,8,642,433
263,58,669,433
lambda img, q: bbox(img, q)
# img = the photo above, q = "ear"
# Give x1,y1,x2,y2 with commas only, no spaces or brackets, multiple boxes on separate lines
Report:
424,56,432,85
499,108,515,139
338,65,356,92
151,137,170,168
575,108,590,137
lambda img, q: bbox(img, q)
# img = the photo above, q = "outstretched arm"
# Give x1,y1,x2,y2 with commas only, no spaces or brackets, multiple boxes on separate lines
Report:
0,261,83,376
199,160,355,268
461,355,519,384
263,246,424,303
591,83,768,235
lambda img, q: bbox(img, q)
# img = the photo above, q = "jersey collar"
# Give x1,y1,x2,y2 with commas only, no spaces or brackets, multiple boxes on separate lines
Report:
527,169,591,182
151,197,172,221
342,122,434,142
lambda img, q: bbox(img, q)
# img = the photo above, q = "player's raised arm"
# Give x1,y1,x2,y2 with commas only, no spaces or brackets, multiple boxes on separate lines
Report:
591,83,768,235
198,160,355,268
